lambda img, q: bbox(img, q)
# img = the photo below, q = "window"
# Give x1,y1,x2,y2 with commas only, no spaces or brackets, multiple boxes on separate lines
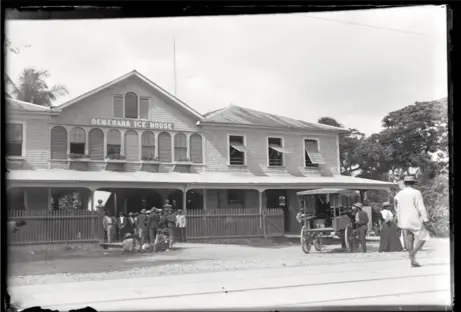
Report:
125,92,138,119
107,129,121,157
174,133,188,161
141,131,155,160
158,132,172,162
51,126,68,160
268,137,285,167
304,139,325,167
114,93,150,119
190,133,203,164
113,96,123,118
7,123,23,157
139,98,149,119
70,127,86,155
227,190,244,205
229,135,248,165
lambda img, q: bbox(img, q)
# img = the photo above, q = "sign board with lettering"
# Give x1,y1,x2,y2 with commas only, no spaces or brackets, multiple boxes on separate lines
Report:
91,118,174,130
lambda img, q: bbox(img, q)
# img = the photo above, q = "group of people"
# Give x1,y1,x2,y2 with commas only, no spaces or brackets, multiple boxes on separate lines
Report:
100,199,187,253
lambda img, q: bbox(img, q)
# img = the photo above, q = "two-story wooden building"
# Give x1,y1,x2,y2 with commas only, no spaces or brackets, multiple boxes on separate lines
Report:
6,70,393,242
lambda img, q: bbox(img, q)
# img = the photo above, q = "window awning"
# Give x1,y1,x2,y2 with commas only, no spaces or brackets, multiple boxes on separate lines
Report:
230,142,250,153
304,141,325,164
269,144,292,154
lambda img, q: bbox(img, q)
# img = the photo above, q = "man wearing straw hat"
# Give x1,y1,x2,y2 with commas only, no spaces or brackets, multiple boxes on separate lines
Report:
394,175,430,267
137,207,149,246
351,202,369,253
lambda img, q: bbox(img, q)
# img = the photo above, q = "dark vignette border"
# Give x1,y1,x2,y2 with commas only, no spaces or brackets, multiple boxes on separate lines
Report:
1,2,456,312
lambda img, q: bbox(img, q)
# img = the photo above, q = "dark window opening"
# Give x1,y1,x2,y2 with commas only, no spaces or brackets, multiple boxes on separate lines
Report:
268,137,283,167
70,143,85,155
125,92,138,119
7,123,23,157
227,190,245,205
107,144,121,157
229,135,246,165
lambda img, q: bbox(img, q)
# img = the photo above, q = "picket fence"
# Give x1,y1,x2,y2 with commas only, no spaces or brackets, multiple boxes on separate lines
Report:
7,208,285,245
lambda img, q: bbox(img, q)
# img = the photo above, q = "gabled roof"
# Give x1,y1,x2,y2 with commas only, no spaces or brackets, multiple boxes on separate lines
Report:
56,70,205,120
202,105,348,133
6,98,61,113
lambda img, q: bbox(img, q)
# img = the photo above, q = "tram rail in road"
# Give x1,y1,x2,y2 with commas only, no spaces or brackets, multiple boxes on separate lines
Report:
10,257,452,311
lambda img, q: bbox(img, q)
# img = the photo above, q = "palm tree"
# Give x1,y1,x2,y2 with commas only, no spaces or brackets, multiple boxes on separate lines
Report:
11,68,69,106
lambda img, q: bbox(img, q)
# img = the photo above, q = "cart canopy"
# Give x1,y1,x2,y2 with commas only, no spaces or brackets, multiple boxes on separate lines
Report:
296,188,358,196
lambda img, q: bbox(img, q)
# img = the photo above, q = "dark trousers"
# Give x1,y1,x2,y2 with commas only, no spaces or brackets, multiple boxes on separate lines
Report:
149,228,157,244
356,225,367,253
176,227,186,242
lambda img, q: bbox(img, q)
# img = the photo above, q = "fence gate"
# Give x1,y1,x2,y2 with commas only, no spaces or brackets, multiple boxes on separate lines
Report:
185,208,285,241
263,208,285,237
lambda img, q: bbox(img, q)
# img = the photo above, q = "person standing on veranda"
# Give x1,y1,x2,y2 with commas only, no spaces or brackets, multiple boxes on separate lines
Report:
394,175,430,267
175,209,186,242
102,211,115,244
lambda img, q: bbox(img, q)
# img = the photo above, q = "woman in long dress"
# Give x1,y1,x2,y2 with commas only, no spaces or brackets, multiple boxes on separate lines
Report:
379,202,403,252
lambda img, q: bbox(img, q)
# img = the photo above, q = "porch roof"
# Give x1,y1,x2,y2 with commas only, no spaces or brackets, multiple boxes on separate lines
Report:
7,169,394,190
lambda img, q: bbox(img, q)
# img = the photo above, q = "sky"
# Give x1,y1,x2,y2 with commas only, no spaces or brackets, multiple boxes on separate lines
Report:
5,5,447,135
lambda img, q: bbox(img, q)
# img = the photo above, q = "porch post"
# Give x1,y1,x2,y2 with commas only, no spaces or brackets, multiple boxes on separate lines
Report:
48,188,52,211
258,189,267,238
203,189,207,211
114,190,118,216
183,188,188,213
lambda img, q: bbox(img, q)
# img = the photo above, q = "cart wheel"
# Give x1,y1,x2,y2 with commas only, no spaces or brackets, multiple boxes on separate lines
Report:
345,225,354,252
314,236,324,252
301,226,312,254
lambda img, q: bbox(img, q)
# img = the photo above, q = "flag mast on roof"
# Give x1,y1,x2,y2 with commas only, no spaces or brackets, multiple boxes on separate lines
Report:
173,35,177,96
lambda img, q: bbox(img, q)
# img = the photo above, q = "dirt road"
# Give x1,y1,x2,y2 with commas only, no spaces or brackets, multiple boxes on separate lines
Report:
8,239,452,310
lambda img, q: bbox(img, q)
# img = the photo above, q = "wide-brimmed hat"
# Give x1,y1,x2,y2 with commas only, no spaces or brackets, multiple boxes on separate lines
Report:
146,209,151,214
163,203,172,209
352,202,364,209
128,212,133,217
382,201,392,208
403,175,417,182
141,209,147,214
124,233,132,239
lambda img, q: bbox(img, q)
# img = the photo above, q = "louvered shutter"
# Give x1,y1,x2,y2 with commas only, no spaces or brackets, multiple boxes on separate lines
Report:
141,131,155,159
124,130,139,161
158,132,172,162
88,128,104,160
70,128,85,143
190,133,203,163
139,98,149,119
50,126,68,159
174,133,187,161
114,96,123,118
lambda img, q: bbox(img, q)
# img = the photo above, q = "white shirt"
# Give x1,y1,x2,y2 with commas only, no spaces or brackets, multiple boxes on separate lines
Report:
380,209,394,222
176,215,186,228
394,186,428,231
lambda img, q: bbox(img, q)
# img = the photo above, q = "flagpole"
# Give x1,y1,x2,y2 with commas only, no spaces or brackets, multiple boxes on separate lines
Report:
173,36,177,96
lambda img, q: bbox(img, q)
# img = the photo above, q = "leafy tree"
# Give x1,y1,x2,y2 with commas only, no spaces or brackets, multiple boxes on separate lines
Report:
317,117,343,128
4,39,31,98
317,117,365,176
11,68,69,106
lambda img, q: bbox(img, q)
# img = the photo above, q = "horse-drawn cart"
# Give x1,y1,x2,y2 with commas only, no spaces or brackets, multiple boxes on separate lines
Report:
297,188,361,253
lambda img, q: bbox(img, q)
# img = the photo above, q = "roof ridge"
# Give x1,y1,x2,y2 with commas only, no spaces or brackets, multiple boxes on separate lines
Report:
233,105,345,131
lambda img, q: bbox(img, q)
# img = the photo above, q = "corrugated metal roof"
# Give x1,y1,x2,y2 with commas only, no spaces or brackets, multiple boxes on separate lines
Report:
6,98,56,112
7,169,393,189
203,105,347,132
